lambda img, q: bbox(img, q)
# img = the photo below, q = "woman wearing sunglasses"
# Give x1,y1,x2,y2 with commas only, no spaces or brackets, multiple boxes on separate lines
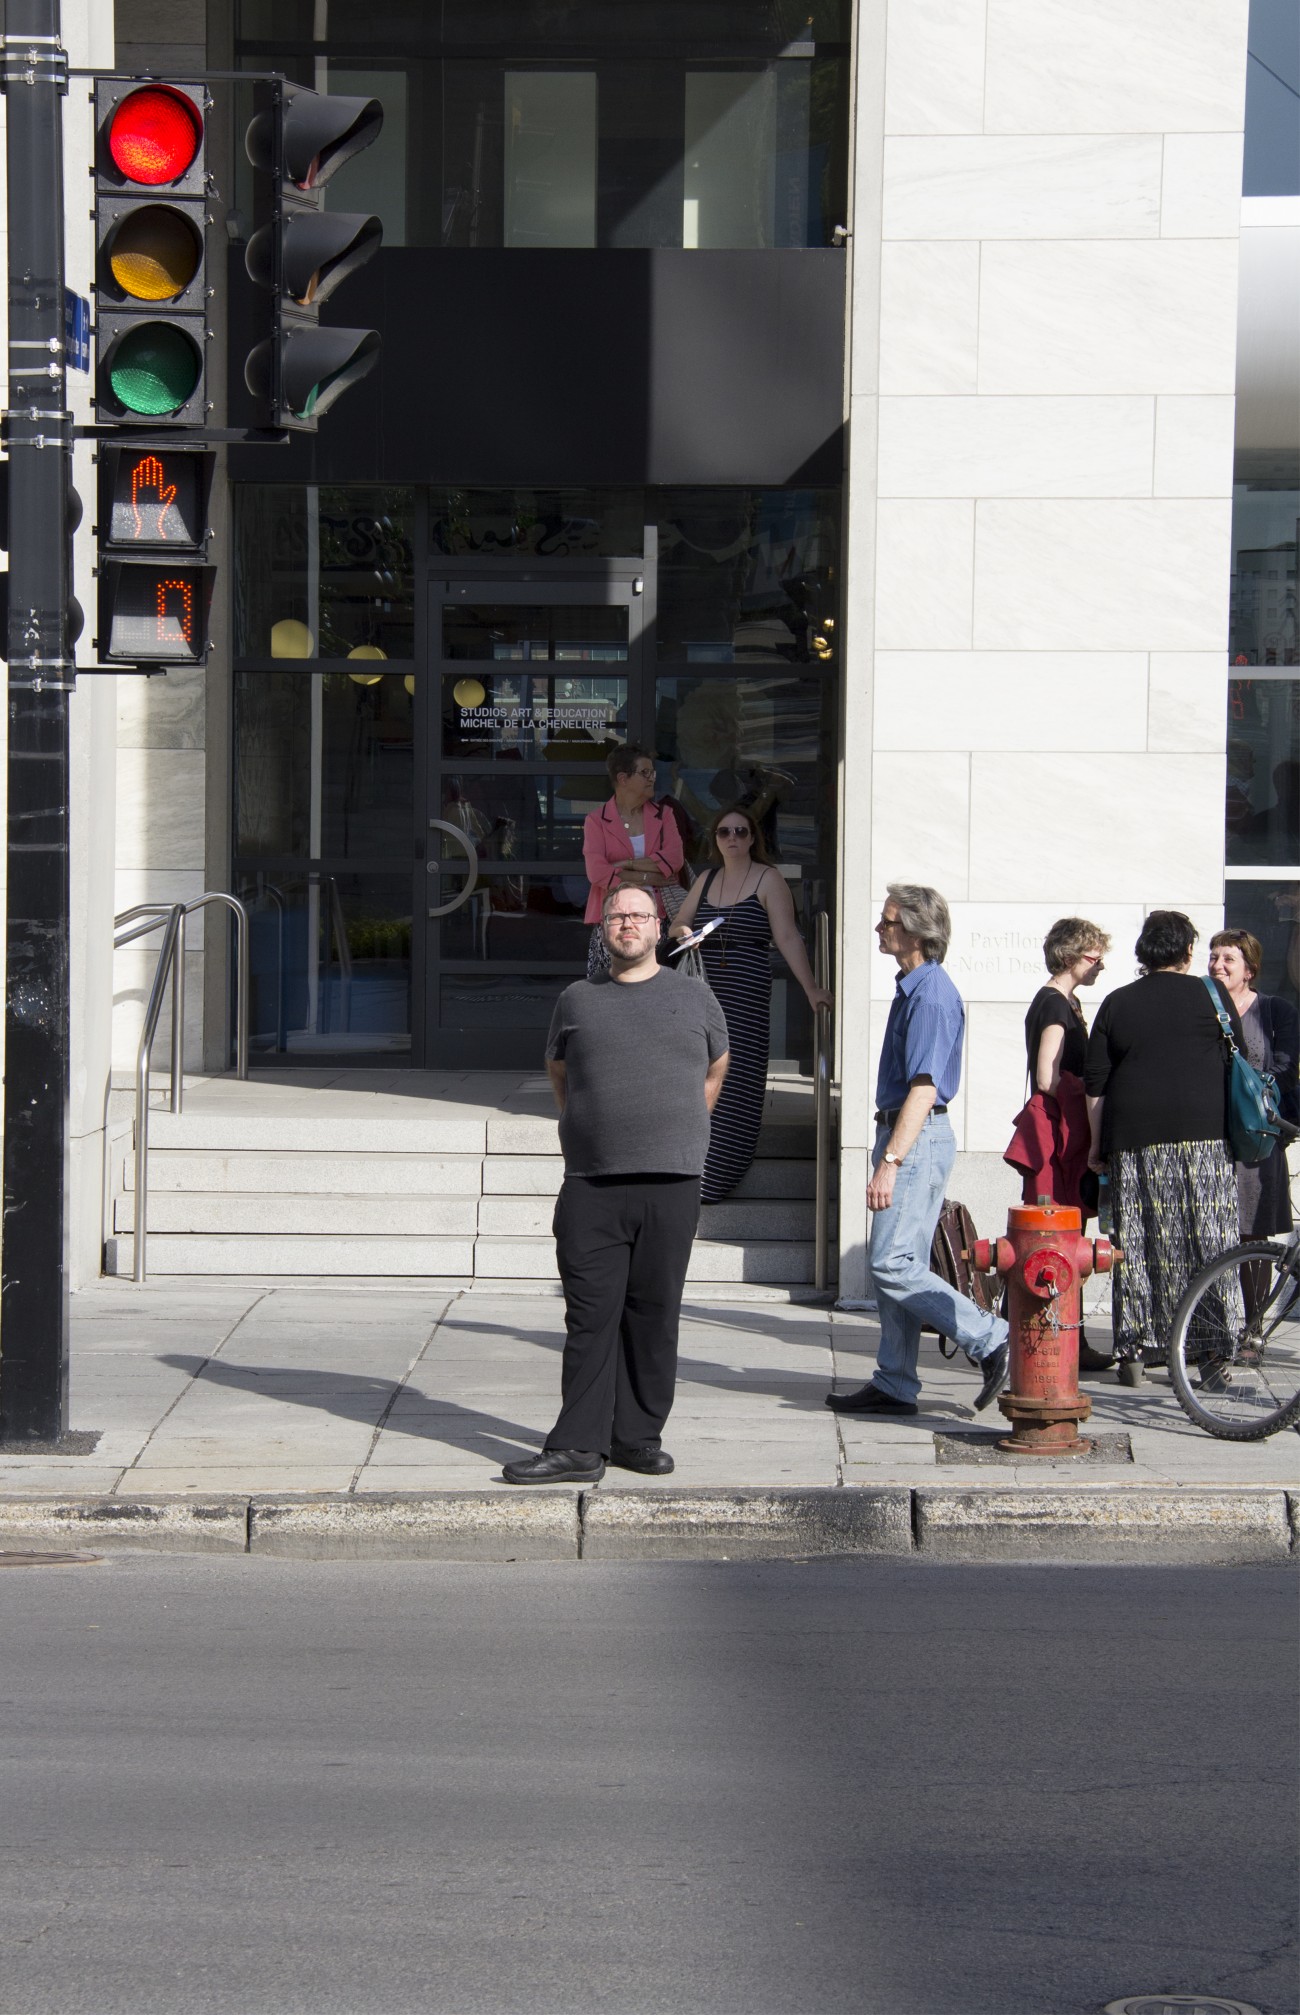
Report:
669,804,833,1203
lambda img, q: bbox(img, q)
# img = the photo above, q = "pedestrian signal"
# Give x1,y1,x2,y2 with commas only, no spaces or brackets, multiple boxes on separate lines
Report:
242,81,383,429
94,80,210,427
96,445,215,665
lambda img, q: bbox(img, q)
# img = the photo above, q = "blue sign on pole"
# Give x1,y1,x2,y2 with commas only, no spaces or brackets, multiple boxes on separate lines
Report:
63,289,90,373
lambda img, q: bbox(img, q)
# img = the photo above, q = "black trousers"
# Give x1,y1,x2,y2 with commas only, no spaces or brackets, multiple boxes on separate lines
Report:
547,1174,700,1456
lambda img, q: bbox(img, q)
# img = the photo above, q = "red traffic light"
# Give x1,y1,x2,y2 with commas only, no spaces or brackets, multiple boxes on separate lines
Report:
108,86,202,186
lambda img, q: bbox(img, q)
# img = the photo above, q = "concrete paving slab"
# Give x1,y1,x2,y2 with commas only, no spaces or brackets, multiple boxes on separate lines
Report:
0,1464,128,1493
121,1468,359,1495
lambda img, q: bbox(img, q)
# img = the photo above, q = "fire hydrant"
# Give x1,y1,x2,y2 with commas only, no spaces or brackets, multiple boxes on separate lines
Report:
970,1203,1118,1455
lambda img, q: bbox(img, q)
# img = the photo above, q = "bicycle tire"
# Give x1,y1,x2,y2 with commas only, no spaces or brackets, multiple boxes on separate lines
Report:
1167,1239,1300,1440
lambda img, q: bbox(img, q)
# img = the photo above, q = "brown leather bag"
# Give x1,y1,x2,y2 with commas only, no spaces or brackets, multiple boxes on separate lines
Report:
927,1198,994,1354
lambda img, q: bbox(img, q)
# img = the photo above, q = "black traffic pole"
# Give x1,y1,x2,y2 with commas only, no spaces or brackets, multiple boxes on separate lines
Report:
0,0,73,1443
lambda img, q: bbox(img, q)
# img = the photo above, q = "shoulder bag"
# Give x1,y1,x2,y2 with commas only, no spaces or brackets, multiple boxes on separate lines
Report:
1201,975,1282,1167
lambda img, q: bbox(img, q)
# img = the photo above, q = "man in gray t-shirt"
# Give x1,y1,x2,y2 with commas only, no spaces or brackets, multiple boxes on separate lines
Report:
503,885,729,1487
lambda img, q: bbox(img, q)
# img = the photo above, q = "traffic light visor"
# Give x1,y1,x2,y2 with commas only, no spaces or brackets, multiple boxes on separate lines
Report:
107,323,202,415
107,205,202,300
108,86,202,186
245,90,382,191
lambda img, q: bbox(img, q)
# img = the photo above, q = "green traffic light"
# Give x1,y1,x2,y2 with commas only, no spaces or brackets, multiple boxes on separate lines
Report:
108,322,200,415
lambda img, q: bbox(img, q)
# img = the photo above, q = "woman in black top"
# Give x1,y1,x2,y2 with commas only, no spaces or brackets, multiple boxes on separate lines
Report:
1021,917,1112,1367
1085,911,1243,1384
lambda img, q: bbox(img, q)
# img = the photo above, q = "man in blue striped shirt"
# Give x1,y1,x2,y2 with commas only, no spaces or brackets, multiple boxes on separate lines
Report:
827,884,1009,1417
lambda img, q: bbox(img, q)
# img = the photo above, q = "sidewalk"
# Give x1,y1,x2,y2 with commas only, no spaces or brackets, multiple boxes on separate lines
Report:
1,1280,1296,1560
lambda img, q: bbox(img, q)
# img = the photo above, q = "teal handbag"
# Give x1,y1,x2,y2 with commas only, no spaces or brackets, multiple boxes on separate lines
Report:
1201,976,1282,1167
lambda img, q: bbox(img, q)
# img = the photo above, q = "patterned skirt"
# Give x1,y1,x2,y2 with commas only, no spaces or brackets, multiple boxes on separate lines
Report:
1110,1138,1240,1358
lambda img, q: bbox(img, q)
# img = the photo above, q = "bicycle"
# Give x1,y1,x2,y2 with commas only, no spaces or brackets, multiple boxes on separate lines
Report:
1167,1223,1300,1440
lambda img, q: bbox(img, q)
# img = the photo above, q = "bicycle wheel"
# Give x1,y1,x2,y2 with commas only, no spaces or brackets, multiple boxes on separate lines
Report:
1167,1240,1300,1440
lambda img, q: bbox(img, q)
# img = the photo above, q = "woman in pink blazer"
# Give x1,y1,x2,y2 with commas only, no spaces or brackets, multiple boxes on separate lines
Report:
582,745,685,974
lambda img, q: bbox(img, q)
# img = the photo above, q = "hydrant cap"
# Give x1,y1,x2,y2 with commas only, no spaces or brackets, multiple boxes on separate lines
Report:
1008,1202,1082,1234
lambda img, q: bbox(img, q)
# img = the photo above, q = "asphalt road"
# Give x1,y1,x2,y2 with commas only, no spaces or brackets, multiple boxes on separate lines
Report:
0,1555,1294,2015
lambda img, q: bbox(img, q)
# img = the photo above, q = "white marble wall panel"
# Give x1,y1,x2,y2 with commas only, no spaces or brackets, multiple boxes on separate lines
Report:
114,871,207,949
1148,652,1228,752
877,396,1154,499
963,1001,1035,1152
1160,133,1246,239
983,0,1250,137
114,749,207,872
969,752,1226,903
874,500,974,648
977,241,1240,395
874,652,1147,752
945,903,1146,1004
883,137,1161,242
877,242,979,394
973,499,1233,653
883,0,987,136
1153,396,1237,496
116,667,206,750
870,752,971,898
111,947,205,1074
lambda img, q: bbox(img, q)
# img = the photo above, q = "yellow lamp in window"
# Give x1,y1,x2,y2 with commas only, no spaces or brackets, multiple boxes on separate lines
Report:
347,644,387,687
403,674,416,696
270,618,314,657
453,676,486,709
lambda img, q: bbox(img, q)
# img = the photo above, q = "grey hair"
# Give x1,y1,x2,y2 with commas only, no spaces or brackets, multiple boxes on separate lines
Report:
886,882,951,964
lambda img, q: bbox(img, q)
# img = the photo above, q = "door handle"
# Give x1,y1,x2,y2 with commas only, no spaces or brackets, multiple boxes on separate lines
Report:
426,818,481,918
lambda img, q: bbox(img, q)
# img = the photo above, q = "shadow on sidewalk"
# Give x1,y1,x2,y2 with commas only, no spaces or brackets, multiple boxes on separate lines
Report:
157,1354,544,1466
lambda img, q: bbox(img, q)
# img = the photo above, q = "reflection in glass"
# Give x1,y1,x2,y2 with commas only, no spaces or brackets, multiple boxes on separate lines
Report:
234,671,414,860
1227,679,1300,867
657,489,839,662
430,488,645,558
683,71,776,248
237,870,411,1055
1221,879,1300,1013
443,670,627,760
439,874,589,961
1229,485,1299,667
439,771,600,860
504,72,597,247
655,674,834,872
233,486,415,659
442,602,628,661
439,973,581,1032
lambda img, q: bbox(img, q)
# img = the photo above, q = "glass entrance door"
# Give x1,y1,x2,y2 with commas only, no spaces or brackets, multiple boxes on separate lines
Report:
421,572,646,1066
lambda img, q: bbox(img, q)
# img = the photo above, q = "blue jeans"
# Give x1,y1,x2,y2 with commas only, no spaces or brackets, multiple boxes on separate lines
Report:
868,1115,1007,1404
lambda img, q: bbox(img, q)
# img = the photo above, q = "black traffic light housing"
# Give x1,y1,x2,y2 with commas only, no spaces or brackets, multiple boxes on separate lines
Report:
93,78,212,428
94,445,216,666
243,81,383,429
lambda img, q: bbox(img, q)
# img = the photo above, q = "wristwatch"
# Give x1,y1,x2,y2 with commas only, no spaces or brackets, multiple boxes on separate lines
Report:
883,1151,904,1167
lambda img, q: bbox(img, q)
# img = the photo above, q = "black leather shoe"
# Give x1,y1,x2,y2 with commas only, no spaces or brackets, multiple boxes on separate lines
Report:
610,1443,675,1475
1078,1341,1116,1373
825,1383,919,1416
973,1342,1010,1412
502,1448,605,1485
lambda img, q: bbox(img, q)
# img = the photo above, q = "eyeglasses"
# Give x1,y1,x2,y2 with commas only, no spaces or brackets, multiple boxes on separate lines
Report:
606,910,656,925
716,825,752,839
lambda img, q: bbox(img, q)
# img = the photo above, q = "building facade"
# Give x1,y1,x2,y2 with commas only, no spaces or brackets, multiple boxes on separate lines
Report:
9,0,1296,1293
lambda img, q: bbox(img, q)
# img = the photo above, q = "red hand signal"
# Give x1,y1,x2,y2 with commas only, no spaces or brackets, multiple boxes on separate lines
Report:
131,454,179,540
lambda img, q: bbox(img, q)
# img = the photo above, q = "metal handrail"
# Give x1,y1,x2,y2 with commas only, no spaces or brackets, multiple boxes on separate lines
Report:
813,910,834,1294
129,904,184,1284
171,892,250,1108
114,905,186,1114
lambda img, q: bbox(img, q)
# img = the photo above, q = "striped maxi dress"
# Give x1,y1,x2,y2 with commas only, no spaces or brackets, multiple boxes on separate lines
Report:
695,877,772,1204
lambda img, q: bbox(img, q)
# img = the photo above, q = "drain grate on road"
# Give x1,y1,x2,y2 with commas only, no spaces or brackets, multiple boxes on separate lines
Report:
1103,1997,1265,2015
0,1430,102,1456
934,1429,1133,1465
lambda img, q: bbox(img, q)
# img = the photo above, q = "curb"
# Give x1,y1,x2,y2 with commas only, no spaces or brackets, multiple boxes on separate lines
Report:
0,1488,1295,1564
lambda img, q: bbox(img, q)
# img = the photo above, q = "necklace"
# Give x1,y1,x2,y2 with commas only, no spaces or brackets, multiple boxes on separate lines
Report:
713,866,756,970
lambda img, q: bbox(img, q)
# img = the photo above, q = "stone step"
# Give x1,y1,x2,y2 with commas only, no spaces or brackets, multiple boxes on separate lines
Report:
114,1192,480,1236
481,1155,826,1200
104,1235,476,1278
477,1195,820,1239
142,1109,820,1158
126,1150,485,1196
103,1231,815,1284
475,1236,816,1285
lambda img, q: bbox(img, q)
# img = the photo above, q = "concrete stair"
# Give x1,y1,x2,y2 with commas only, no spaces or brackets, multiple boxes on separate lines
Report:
105,1094,835,1291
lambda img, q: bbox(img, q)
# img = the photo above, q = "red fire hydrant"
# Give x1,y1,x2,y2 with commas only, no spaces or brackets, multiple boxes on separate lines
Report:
970,1203,1118,1455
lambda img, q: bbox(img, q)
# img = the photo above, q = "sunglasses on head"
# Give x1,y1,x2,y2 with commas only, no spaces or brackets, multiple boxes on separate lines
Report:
717,824,752,839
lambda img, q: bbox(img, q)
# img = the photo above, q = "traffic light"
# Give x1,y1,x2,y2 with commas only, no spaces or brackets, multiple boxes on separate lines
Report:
95,445,215,665
243,81,383,429
93,79,210,427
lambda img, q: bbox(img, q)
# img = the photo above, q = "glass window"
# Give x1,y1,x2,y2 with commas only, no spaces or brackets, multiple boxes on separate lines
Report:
234,670,415,861
438,772,599,861
656,489,839,663
654,673,835,873
429,488,644,557
1229,484,1299,669
236,869,412,1056
233,487,416,660
442,670,628,758
1244,0,1300,197
441,603,628,661
503,72,597,247
439,874,590,961
438,973,580,1031
1219,879,1300,1012
235,2,850,249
